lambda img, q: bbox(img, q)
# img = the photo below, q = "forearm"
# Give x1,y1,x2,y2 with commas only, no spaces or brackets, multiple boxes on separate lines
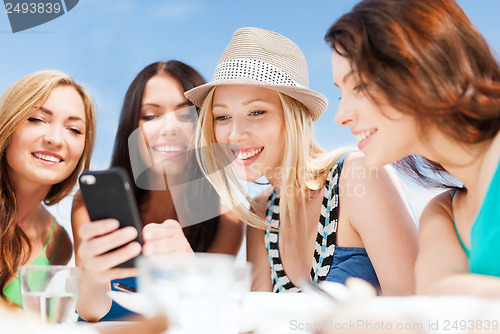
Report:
206,235,241,255
97,314,168,334
206,213,244,255
417,274,500,298
76,273,112,322
248,251,272,292
380,275,416,296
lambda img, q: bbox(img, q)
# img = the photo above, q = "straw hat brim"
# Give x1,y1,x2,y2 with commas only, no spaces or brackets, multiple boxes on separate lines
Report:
185,78,328,122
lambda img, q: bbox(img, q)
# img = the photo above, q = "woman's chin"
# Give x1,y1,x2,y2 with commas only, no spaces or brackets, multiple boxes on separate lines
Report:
233,169,261,183
149,162,186,177
364,153,395,169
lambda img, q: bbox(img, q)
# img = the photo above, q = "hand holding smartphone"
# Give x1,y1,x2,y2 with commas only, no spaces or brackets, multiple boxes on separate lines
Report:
78,167,143,268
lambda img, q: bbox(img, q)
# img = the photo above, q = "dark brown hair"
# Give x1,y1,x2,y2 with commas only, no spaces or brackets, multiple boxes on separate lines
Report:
110,60,219,251
325,0,500,187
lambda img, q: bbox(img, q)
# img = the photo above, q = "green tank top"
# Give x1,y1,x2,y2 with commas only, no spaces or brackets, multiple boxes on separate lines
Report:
453,159,500,276
3,219,65,306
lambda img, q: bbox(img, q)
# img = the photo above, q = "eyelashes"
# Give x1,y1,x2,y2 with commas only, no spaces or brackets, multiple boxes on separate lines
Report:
27,117,84,135
353,83,368,92
214,110,267,122
28,117,42,123
337,82,368,101
141,112,196,122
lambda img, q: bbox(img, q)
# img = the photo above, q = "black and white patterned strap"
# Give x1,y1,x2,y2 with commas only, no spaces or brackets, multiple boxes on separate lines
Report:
264,162,341,292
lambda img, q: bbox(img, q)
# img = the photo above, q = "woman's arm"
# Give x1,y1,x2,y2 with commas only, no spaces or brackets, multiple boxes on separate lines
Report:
71,194,140,321
415,191,500,297
246,188,273,292
247,225,272,292
206,206,244,255
340,153,419,295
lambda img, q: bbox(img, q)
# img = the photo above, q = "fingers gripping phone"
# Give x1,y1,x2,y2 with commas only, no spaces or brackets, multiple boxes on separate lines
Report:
78,167,143,268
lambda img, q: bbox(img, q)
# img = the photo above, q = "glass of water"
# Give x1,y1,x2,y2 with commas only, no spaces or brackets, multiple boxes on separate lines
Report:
138,253,251,334
20,265,80,324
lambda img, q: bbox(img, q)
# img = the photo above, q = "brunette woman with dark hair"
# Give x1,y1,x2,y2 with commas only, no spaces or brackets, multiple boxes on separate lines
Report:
326,0,500,296
110,61,225,252
72,61,243,321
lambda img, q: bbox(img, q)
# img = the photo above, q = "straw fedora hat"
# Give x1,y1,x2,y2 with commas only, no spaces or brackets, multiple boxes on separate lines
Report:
185,27,328,121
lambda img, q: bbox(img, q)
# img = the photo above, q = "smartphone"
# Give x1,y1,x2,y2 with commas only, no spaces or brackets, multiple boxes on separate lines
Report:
113,282,137,293
78,167,143,268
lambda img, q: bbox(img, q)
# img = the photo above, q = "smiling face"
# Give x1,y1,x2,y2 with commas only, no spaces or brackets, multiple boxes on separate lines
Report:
212,85,285,183
137,74,196,177
332,51,419,168
6,85,86,188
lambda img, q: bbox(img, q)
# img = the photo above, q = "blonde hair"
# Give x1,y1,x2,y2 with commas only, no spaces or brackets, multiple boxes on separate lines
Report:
196,87,349,231
0,70,96,304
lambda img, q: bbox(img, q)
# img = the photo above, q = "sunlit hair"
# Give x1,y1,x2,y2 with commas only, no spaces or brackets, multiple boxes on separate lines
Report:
0,70,96,304
325,0,500,188
196,87,349,230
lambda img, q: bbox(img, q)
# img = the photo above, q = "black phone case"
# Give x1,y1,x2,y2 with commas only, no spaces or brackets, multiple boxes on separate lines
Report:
78,167,143,268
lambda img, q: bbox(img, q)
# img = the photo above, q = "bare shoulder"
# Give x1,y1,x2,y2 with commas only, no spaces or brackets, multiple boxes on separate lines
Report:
342,151,365,168
342,151,368,169
342,151,386,177
71,191,85,213
415,189,468,293
338,152,417,233
70,192,91,253
340,151,395,189
71,192,89,229
419,190,455,228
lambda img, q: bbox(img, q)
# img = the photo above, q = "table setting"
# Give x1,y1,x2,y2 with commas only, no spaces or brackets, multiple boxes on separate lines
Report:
8,255,500,334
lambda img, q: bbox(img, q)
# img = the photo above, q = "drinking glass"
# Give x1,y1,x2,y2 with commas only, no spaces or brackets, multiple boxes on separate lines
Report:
20,265,80,324
138,253,251,334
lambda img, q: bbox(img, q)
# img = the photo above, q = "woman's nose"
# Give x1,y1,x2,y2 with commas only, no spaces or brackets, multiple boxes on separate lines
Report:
334,98,355,127
43,125,64,147
227,119,250,143
159,113,180,136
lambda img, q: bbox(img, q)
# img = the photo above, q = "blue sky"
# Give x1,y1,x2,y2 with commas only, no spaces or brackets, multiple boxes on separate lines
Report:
1,0,499,232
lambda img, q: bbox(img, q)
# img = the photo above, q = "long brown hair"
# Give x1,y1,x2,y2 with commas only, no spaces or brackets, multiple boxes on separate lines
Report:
325,0,500,187
0,70,96,303
110,60,219,251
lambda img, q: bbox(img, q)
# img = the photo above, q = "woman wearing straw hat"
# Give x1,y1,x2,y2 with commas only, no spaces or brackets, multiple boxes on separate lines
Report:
187,27,418,294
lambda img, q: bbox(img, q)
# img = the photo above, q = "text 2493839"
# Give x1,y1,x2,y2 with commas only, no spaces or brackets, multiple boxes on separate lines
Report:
5,2,61,14
5,2,62,14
